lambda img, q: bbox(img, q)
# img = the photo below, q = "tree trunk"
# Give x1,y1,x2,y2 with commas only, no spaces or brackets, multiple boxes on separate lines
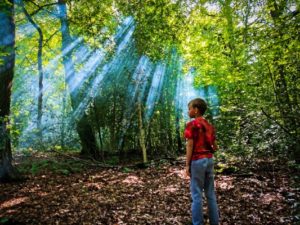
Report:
57,0,97,158
60,84,67,149
21,0,44,142
93,102,104,160
0,0,21,182
137,103,147,163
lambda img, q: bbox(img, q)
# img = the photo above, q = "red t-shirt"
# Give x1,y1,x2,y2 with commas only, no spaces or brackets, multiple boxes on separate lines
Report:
184,117,215,160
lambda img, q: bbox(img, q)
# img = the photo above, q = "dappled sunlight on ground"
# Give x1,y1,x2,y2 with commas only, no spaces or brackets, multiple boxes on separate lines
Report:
0,197,29,210
122,175,144,185
217,176,234,190
167,167,188,180
163,185,178,193
260,193,284,204
0,158,298,224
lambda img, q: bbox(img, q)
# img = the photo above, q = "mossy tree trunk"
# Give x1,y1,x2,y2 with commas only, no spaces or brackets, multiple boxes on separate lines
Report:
0,0,21,182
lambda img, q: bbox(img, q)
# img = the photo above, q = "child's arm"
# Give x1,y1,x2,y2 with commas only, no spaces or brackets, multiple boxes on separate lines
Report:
186,139,193,177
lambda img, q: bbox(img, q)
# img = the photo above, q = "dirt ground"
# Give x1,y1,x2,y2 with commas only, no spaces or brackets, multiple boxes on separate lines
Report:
0,155,299,224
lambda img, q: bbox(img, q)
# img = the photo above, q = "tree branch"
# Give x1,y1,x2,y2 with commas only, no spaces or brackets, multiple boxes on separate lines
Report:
261,108,292,136
26,0,58,17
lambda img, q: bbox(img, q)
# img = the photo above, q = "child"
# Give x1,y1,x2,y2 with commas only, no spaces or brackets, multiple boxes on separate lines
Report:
184,98,219,225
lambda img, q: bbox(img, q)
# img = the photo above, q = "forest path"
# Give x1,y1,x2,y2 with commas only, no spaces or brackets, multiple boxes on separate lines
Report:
0,154,298,224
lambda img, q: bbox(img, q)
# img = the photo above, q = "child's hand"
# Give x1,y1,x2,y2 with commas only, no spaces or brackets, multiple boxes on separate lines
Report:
185,166,191,178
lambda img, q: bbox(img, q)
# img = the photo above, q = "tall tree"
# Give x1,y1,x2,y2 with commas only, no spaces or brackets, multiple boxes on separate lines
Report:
20,0,44,142
0,0,20,182
57,0,98,158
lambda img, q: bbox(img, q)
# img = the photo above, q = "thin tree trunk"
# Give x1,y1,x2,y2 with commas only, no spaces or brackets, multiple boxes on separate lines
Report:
137,103,147,163
60,84,67,149
21,0,44,142
93,102,104,160
57,0,98,158
0,0,21,182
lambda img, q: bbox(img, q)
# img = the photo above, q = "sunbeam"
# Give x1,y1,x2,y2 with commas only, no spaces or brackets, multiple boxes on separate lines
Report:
118,55,153,149
72,17,136,120
176,69,202,120
144,63,166,123
68,49,105,94
175,69,220,119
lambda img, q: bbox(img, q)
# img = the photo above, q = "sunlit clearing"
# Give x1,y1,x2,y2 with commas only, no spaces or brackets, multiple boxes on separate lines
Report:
144,63,166,122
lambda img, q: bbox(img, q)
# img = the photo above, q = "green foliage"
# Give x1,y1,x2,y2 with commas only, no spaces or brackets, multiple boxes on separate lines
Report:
215,163,238,175
116,0,188,59
68,0,118,48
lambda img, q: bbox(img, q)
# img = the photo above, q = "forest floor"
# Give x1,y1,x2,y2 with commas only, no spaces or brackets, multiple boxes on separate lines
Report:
0,152,299,225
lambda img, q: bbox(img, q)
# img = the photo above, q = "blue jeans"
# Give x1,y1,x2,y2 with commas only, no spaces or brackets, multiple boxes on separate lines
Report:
190,158,219,225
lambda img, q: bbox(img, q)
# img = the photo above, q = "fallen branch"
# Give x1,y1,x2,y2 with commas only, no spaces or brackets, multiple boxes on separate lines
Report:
48,149,119,169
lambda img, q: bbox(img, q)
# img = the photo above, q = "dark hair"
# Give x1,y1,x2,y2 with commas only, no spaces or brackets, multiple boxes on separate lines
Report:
188,98,207,115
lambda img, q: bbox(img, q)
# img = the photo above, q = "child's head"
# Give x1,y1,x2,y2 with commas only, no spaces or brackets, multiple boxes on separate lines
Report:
188,98,207,118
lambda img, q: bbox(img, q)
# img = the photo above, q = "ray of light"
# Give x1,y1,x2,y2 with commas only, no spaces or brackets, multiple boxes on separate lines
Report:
207,85,220,117
118,55,153,149
175,69,202,120
72,18,136,120
175,69,220,119
68,49,105,93
144,63,166,123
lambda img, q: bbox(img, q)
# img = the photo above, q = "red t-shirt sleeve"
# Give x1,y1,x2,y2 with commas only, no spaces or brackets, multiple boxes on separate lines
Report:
184,121,194,139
